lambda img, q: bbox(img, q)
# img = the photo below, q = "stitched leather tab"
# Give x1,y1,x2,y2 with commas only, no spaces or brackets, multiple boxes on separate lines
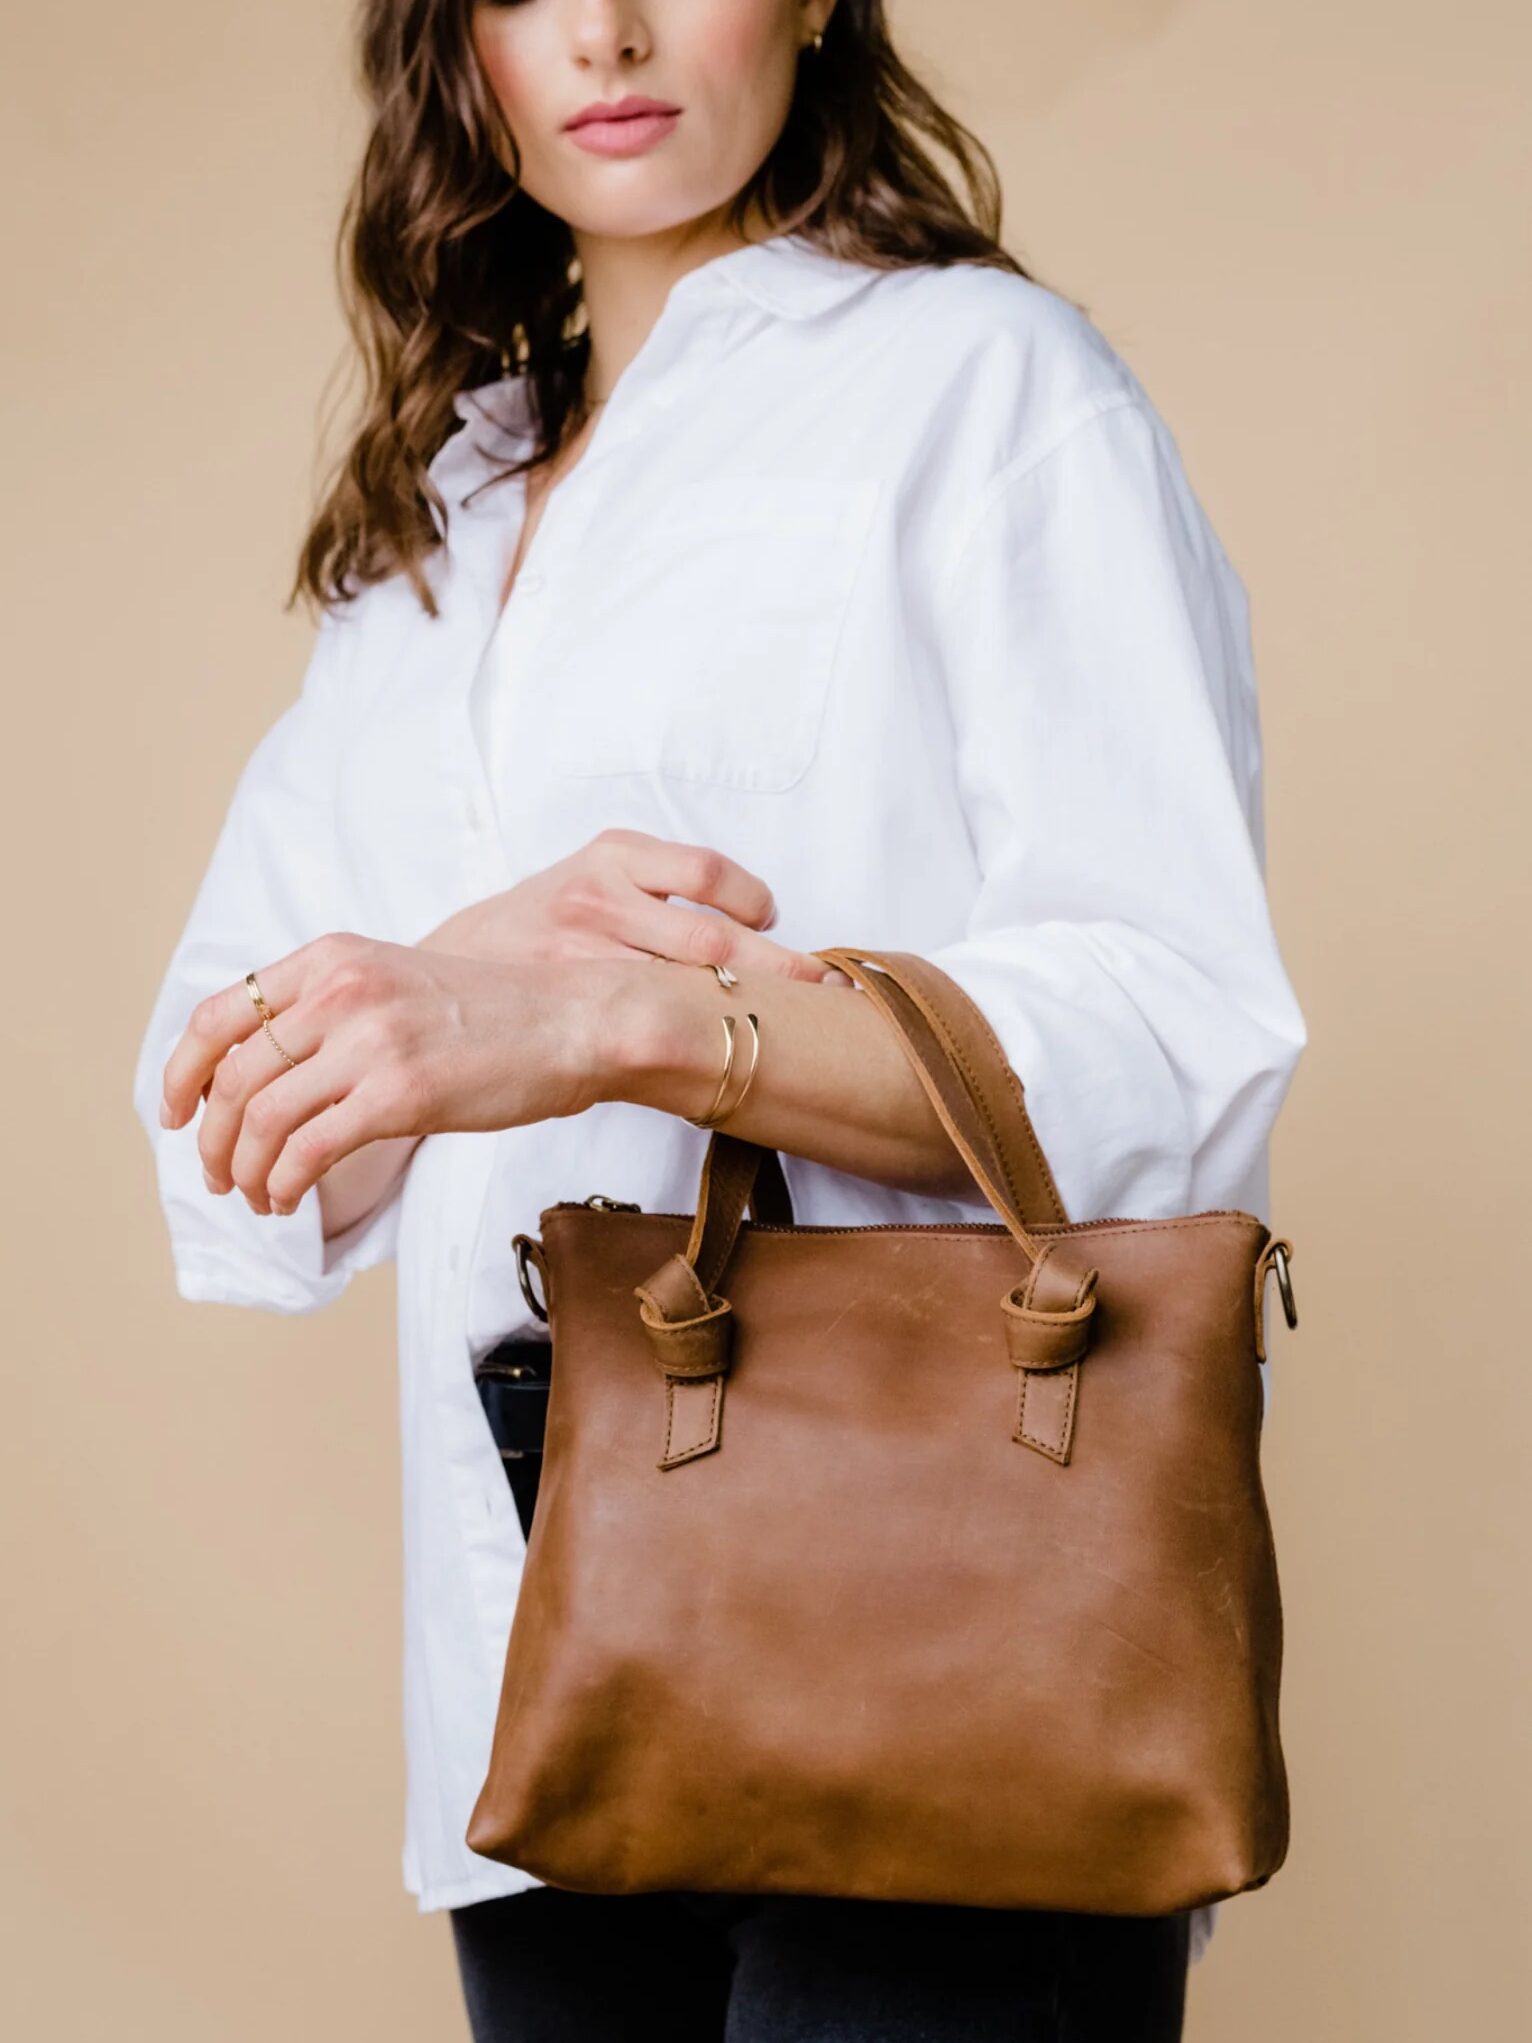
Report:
633,1253,734,1466
1005,1248,1099,1465
661,1375,726,1468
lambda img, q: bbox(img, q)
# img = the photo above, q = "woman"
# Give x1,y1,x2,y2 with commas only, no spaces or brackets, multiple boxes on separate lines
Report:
133,1,1306,2036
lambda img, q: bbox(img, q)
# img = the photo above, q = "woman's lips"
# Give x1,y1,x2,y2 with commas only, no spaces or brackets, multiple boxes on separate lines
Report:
567,109,680,158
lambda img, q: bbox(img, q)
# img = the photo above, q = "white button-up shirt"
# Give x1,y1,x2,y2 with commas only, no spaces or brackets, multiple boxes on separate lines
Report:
132,230,1305,1962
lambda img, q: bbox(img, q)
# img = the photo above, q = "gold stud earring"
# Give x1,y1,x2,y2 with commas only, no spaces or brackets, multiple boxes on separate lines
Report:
812,30,824,50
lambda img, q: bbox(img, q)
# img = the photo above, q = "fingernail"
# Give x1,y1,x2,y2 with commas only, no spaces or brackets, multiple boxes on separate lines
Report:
203,1167,223,1194
823,968,853,987
160,1098,176,1128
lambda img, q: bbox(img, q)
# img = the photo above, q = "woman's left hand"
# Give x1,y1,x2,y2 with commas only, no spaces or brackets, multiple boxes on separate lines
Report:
158,932,609,1217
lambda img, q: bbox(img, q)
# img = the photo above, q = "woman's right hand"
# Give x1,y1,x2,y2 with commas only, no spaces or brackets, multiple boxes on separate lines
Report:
416,826,849,984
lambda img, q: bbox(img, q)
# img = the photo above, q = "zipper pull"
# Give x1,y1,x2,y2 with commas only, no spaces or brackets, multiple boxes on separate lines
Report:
581,1193,642,1212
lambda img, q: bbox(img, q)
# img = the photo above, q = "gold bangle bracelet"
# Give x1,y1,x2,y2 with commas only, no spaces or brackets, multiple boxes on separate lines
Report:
713,1010,761,1124
685,1010,761,1129
685,1011,740,1129
684,961,761,1130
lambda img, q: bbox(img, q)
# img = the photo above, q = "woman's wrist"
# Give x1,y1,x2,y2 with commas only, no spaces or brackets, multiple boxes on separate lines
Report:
573,953,973,1198
407,938,718,1119
581,956,731,1121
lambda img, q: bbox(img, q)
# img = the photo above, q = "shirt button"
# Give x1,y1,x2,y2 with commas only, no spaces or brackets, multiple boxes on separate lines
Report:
464,798,484,832
518,570,545,595
447,1246,461,1274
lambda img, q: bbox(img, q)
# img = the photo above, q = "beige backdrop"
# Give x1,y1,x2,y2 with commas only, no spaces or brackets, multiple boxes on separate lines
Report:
3,2,1527,2036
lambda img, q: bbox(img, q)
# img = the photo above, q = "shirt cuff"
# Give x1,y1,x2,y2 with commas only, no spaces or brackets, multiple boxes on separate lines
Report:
156,1144,403,1315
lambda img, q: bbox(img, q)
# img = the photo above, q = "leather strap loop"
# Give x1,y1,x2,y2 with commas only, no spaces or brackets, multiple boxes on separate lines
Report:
635,1296,735,1379
1005,1245,1099,1464
1001,1279,1098,1369
635,1260,736,1382
632,1251,736,1467
815,951,1100,1467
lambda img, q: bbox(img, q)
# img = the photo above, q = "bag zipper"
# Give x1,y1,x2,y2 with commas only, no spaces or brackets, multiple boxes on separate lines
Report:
563,1195,1261,1238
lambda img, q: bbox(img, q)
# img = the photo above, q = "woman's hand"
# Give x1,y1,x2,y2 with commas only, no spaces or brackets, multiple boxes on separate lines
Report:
158,934,619,1218
418,825,845,983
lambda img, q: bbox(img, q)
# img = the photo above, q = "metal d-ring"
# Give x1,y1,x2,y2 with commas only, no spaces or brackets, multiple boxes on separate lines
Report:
515,1234,549,1322
1271,1240,1298,1329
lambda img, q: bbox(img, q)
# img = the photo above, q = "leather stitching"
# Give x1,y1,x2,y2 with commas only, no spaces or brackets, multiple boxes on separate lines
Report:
1018,1362,1078,1461
661,1374,721,1468
827,947,1068,1233
824,955,1044,1260
848,956,1038,1238
900,975,1063,1230
1016,1249,1091,1460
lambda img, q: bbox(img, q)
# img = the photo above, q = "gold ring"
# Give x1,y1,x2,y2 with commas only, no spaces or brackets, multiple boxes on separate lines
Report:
261,1016,299,1070
245,970,275,1023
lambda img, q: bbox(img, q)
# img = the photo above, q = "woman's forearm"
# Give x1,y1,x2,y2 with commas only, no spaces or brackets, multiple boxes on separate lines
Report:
301,944,981,1245
593,958,979,1201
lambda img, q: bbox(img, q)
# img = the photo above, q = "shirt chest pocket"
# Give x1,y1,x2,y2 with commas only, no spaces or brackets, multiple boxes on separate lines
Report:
542,475,881,794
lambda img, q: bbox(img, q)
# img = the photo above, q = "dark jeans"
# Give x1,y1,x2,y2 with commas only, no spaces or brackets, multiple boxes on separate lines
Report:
450,1885,1190,2042
459,1338,1191,2041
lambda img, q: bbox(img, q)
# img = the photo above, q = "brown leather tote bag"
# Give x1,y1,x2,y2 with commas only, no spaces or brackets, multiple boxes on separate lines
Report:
465,946,1299,1916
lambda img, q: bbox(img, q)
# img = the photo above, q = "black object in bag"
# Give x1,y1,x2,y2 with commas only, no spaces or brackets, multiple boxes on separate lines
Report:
473,1335,552,1539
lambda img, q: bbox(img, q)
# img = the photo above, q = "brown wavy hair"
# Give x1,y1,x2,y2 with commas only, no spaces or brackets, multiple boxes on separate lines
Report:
291,0,1049,622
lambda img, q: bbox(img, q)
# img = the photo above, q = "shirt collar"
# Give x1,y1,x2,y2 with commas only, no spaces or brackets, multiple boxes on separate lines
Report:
444,231,880,453
702,228,885,321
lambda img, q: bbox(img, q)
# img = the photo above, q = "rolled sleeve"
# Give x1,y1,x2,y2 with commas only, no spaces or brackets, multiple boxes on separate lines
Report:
926,395,1307,1227
131,607,404,1315
146,1146,402,1316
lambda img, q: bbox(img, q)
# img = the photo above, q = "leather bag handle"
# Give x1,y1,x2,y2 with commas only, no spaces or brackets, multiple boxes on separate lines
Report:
661,949,1073,1277
814,948,1071,1242
633,948,1101,1469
